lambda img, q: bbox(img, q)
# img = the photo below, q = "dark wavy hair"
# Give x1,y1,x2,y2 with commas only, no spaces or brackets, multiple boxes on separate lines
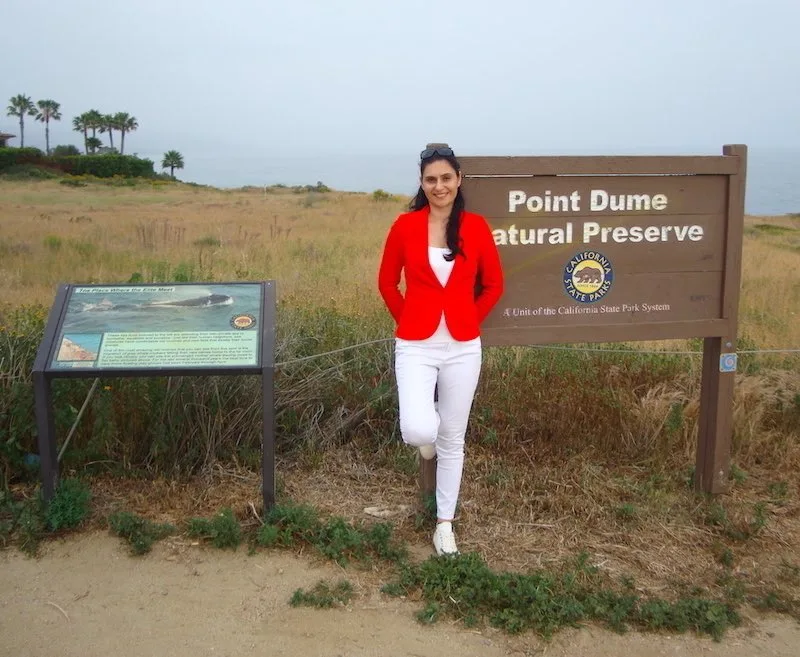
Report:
409,146,465,261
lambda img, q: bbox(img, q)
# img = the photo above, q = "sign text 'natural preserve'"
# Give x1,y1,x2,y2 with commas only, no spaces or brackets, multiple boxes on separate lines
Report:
494,189,705,246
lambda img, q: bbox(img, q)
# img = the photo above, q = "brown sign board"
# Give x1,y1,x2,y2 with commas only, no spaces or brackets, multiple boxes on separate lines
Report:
458,145,747,495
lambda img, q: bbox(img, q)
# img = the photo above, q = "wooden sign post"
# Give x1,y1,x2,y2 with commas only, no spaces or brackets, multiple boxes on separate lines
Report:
420,145,746,496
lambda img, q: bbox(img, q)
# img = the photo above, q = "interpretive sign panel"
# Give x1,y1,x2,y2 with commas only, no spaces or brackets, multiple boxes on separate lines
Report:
47,283,263,372
33,281,277,511
455,145,747,495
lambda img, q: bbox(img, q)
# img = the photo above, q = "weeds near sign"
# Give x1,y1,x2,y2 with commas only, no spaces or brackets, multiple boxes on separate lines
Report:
290,579,354,609
699,497,771,542
45,477,91,531
108,511,175,555
188,507,242,549
382,551,740,641
0,477,91,555
257,501,407,567
0,492,46,556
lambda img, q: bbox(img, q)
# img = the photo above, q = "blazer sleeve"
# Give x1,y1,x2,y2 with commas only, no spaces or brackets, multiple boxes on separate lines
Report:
377,219,405,323
474,216,504,322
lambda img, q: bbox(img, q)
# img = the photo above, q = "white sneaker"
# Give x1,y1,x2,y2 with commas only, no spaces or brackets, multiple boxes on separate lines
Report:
433,522,459,556
418,444,436,460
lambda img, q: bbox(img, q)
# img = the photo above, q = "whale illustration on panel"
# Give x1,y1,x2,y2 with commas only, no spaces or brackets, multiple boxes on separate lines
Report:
147,294,234,308
80,294,234,312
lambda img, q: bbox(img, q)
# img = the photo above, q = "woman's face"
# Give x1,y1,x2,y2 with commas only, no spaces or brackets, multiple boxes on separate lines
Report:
421,159,461,212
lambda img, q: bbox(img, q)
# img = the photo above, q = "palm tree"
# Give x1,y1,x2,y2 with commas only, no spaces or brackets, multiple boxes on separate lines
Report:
99,113,119,150
116,113,138,154
162,150,184,178
35,100,62,154
72,114,89,153
86,137,103,154
84,109,103,141
7,94,36,147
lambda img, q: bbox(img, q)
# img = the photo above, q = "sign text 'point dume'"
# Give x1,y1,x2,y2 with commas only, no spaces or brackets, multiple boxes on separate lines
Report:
508,189,669,213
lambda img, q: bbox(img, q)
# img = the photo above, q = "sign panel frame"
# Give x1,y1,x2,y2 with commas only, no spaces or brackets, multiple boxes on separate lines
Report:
42,281,267,376
32,280,277,511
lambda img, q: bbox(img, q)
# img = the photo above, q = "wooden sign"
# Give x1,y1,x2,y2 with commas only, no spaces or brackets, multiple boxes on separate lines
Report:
460,145,747,494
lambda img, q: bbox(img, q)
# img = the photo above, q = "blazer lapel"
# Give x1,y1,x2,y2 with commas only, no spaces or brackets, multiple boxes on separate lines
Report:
419,209,442,287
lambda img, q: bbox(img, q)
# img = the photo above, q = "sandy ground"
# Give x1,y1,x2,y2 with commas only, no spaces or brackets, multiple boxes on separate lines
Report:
1,531,799,657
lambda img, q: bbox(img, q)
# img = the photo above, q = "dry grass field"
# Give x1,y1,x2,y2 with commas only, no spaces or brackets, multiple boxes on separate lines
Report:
1,179,798,345
0,180,399,315
1,176,799,645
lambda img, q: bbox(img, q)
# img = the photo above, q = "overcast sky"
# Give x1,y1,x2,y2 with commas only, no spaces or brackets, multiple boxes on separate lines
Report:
3,0,799,190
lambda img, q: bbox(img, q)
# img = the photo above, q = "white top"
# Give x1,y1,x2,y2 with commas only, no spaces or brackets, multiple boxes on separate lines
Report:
424,246,455,342
428,246,454,286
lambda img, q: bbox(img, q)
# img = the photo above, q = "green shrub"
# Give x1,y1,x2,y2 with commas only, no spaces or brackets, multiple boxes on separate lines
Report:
51,154,155,178
260,502,320,545
16,497,46,556
59,177,87,187
290,580,353,608
108,511,175,555
754,223,796,235
70,240,97,258
0,164,59,180
51,145,81,156
292,181,331,194
0,491,46,556
0,147,45,170
0,305,48,484
43,235,62,251
45,478,92,531
258,501,408,566
0,148,154,178
382,551,741,640
187,507,242,549
193,236,221,248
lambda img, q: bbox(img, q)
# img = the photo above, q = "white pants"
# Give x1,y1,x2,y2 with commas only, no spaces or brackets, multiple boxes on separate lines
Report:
394,337,482,520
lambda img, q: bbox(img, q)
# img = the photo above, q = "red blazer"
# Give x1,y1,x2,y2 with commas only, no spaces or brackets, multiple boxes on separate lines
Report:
378,208,504,341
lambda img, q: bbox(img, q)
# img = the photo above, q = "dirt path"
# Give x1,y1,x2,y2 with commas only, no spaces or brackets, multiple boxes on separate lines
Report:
1,532,798,657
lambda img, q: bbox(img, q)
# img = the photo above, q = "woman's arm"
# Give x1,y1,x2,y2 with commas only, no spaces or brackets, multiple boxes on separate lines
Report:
377,220,406,323
474,216,504,322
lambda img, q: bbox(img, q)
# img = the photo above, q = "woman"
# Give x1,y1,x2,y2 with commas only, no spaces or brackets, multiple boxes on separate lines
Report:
378,143,504,555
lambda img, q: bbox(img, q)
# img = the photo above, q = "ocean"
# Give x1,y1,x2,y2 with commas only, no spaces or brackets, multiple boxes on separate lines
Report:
744,149,799,215
169,147,799,217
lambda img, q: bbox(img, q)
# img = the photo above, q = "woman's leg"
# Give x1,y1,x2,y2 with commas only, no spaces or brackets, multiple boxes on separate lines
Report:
394,339,440,450
434,339,482,523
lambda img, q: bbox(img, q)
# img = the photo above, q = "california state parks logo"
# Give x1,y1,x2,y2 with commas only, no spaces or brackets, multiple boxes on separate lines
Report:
230,313,256,329
563,251,614,303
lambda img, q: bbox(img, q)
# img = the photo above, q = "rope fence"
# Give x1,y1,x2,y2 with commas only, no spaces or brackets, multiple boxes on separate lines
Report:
273,339,800,368
48,339,798,462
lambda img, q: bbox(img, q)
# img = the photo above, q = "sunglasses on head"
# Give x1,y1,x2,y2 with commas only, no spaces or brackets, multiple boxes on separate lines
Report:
420,147,454,160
